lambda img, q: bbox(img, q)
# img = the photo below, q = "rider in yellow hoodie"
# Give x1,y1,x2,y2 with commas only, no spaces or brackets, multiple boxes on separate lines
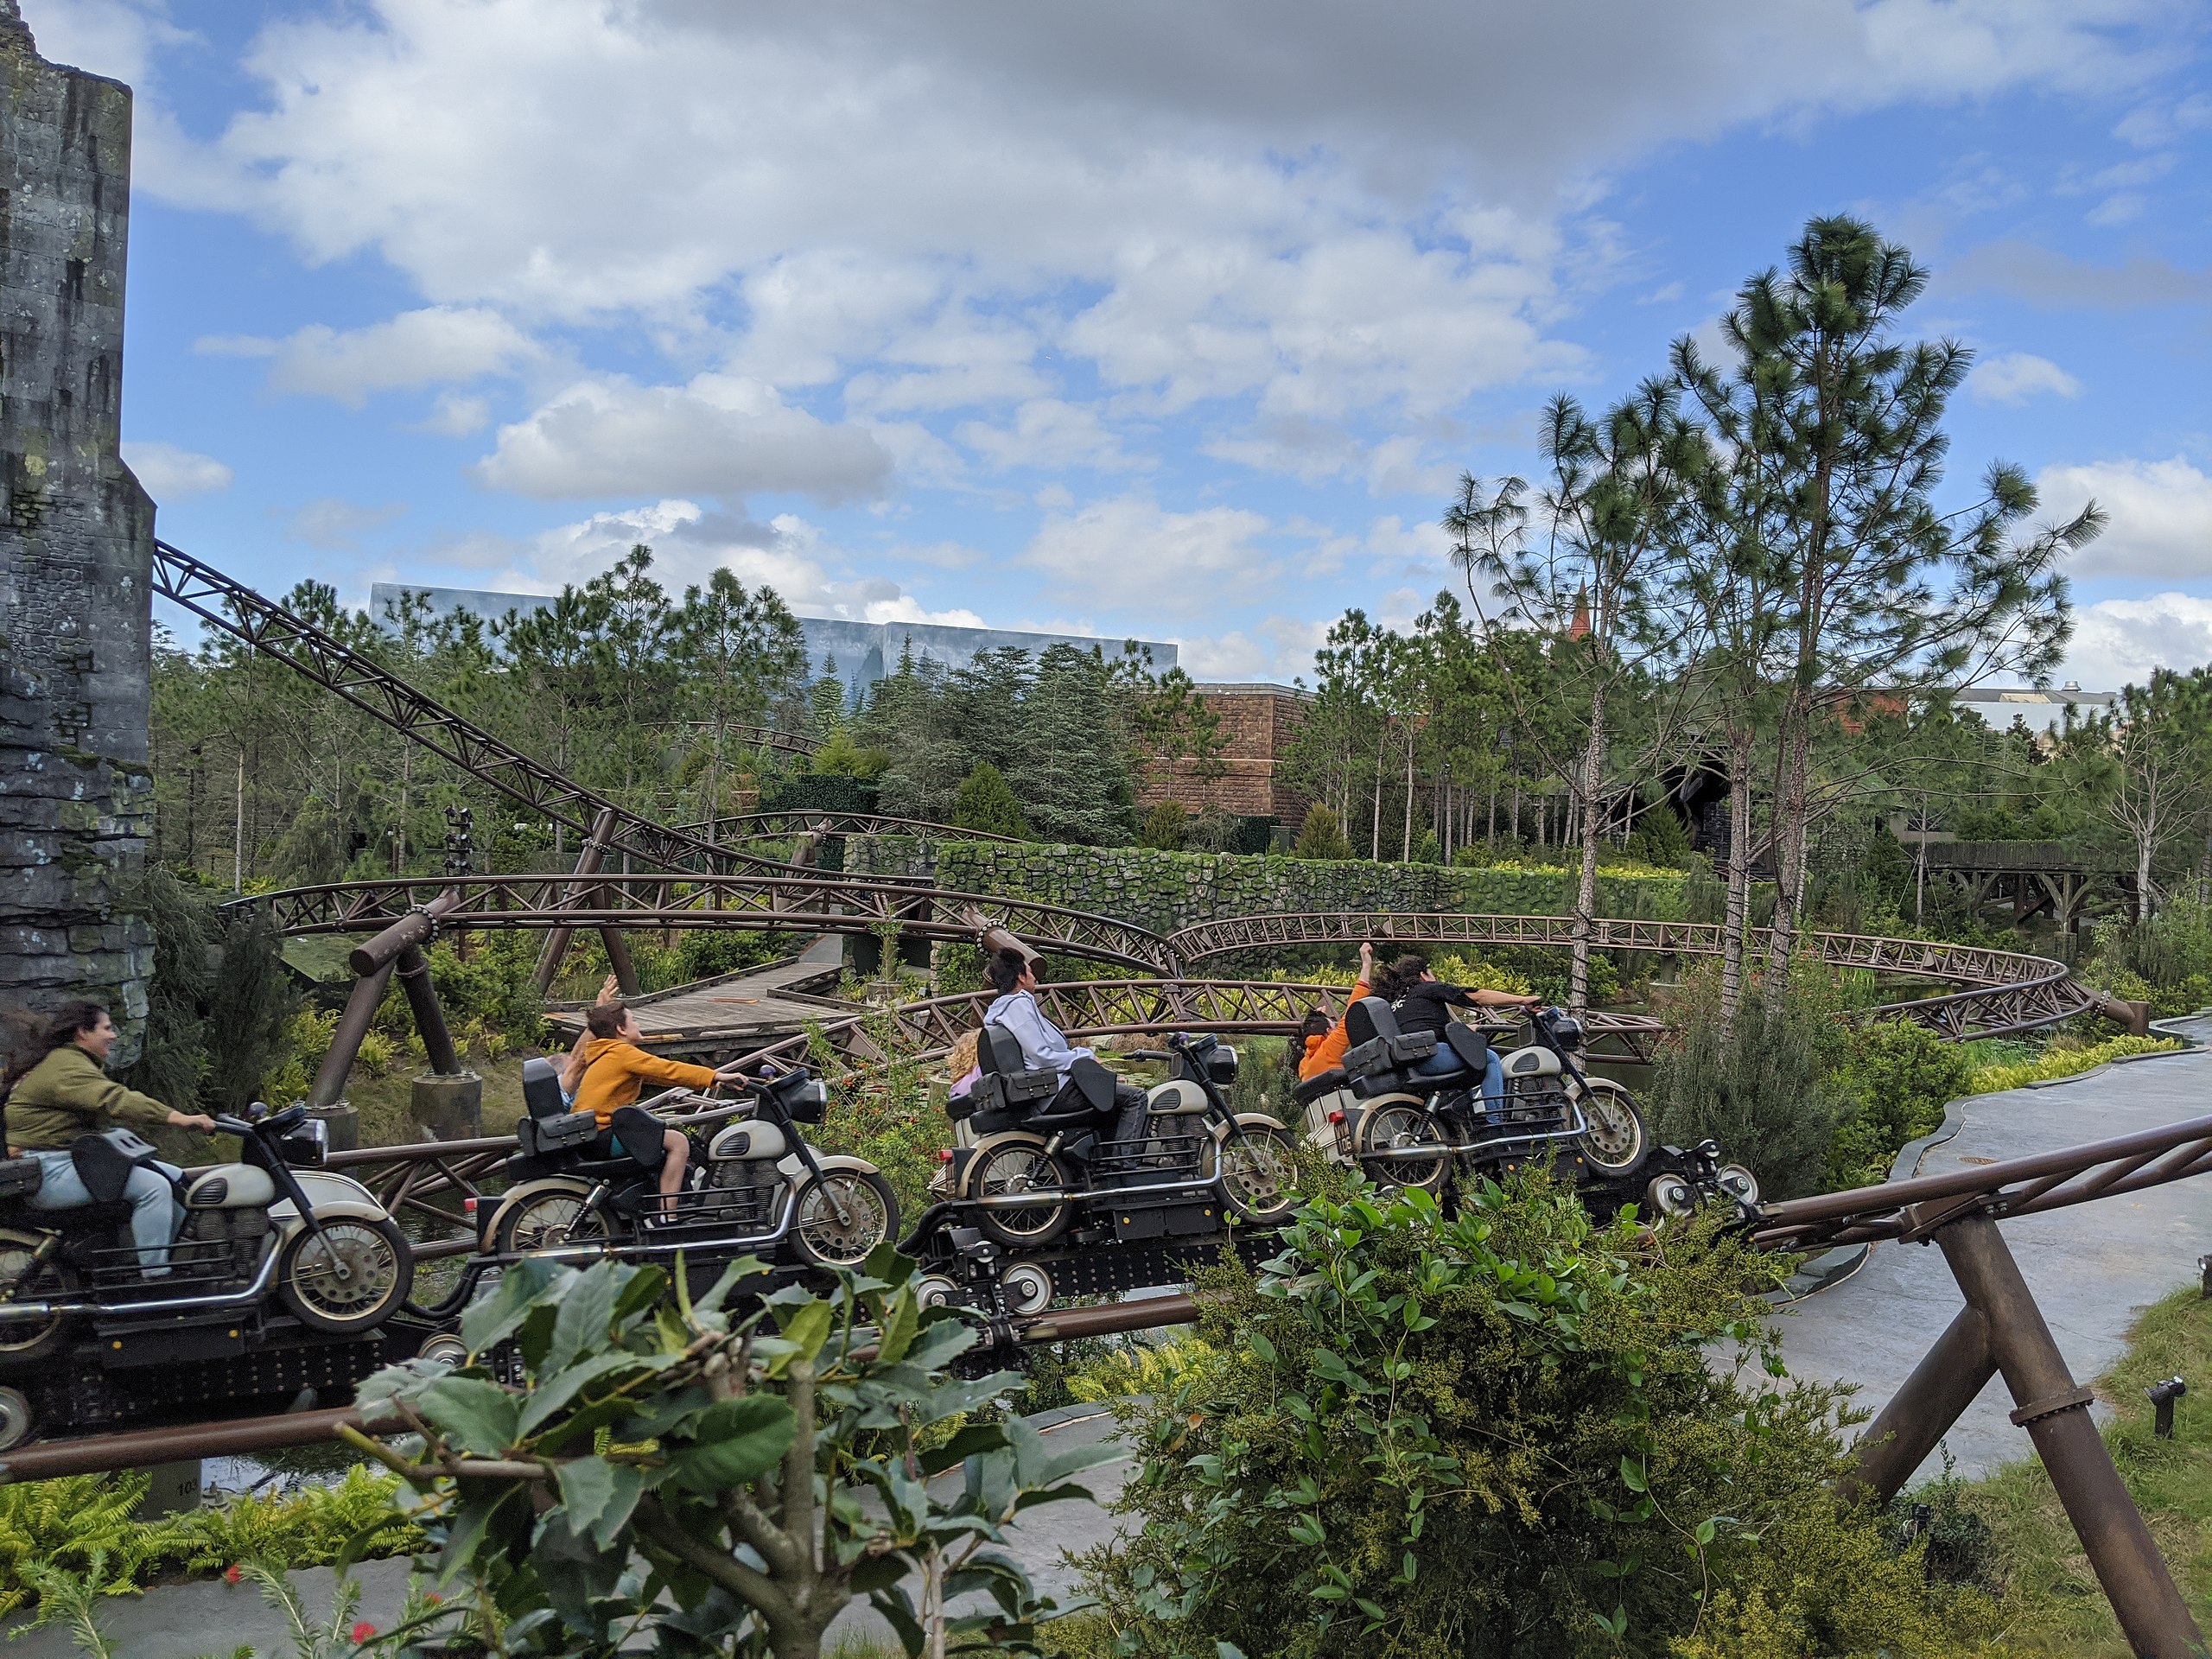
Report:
570,1001,747,1214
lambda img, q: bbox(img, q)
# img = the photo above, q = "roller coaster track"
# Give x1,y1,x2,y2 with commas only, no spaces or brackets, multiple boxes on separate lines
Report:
149,540,828,880
231,873,1174,977
1168,912,2117,1041
675,810,1021,845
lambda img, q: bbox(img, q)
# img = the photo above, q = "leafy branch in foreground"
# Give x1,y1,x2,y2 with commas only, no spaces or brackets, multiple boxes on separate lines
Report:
342,1249,1110,1659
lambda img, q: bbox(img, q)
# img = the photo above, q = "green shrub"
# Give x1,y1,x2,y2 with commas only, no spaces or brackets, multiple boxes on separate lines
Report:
1140,799,1189,851
0,1466,420,1618
1966,1033,2181,1096
1825,1019,1976,1190
1083,1173,1996,1658
2085,899,2212,1016
1646,971,1853,1199
953,760,1032,838
1291,802,1355,860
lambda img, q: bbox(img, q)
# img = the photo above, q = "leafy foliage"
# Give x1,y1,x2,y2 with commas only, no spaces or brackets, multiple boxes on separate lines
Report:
346,1250,1109,1657
1823,1020,1975,1190
1138,802,1187,851
955,762,1033,840
1083,1173,1996,1658
1291,803,1354,861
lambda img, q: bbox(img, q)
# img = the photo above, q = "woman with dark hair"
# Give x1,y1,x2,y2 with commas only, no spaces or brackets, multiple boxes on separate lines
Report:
1,1002,217,1274
1384,954,1540,1112
981,948,1148,1150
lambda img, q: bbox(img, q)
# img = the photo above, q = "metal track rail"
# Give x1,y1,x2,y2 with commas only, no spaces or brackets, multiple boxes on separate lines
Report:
149,540,821,880
675,810,1022,845
1167,911,2128,1040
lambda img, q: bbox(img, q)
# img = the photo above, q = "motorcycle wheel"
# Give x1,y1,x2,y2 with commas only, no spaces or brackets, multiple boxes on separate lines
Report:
0,1237,75,1368
1216,1122,1300,1224
493,1188,611,1255
969,1142,1071,1249
1577,1082,1649,1174
1355,1103,1451,1194
791,1171,899,1268
276,1217,415,1335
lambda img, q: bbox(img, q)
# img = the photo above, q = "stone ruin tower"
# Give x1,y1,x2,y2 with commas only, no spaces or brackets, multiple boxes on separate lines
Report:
0,0,156,1049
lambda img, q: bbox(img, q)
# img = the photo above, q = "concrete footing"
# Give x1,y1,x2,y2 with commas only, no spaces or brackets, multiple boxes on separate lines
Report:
307,1103,359,1154
409,1072,481,1140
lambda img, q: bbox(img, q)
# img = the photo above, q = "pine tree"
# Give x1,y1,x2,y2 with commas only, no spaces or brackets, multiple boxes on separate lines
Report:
951,761,1030,839
1293,802,1355,860
1141,801,1188,850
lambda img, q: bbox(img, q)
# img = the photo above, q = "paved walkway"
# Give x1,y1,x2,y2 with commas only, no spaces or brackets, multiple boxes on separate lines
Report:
1764,1018,2212,1484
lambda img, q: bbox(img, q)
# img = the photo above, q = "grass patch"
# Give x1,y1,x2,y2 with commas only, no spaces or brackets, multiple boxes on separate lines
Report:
1948,1285,2212,1653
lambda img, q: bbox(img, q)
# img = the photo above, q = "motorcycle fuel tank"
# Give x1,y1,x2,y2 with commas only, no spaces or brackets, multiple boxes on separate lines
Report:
184,1164,277,1210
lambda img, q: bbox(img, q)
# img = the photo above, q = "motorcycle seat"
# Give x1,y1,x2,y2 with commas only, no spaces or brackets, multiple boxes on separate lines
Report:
1293,1068,1347,1104
0,1198,137,1233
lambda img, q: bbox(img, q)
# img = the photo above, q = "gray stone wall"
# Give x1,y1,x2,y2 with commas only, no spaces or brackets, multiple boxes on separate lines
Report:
0,3,155,1046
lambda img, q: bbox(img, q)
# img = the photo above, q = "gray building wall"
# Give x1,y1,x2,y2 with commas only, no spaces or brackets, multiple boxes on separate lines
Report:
368,583,1177,689
0,4,155,1046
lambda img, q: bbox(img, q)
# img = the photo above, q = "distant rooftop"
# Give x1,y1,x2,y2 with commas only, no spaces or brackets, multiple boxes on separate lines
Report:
1950,683,2117,734
367,582,1177,686
1194,682,1310,699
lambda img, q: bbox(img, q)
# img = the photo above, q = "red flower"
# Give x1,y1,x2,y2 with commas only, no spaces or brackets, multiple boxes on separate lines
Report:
423,1592,442,1605
223,1565,242,1586
349,1622,378,1643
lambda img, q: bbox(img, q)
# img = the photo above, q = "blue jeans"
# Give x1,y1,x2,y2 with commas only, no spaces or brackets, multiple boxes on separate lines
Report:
25,1150,184,1274
1412,1048,1506,1111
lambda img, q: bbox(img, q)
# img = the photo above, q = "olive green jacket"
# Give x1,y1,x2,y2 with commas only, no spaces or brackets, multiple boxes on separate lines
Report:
3,1046,171,1153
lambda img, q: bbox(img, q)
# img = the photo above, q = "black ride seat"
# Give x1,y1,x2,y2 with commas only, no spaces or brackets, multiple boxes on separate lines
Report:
1338,997,1440,1096
1293,1067,1348,1105
959,1026,1062,1135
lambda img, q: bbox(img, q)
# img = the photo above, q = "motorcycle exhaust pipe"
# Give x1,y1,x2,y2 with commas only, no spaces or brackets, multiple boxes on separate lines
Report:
0,1246,282,1325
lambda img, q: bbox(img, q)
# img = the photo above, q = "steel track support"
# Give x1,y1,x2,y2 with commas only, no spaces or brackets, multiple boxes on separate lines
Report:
307,959,396,1109
395,944,463,1076
1839,1301,1997,1505
1937,1214,2201,1657
532,807,616,994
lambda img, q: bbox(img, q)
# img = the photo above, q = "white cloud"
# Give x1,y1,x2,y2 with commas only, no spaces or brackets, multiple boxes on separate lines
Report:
2086,192,2146,226
2037,455,2212,579
283,497,404,550
1967,351,2082,404
1022,495,1276,617
476,374,893,503
956,400,1148,473
195,306,539,406
1175,615,1332,682
110,0,2176,437
418,391,491,435
2061,594,2212,689
120,440,232,498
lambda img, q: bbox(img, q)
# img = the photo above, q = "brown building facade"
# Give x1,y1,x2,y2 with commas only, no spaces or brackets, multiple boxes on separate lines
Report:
1135,682,1310,823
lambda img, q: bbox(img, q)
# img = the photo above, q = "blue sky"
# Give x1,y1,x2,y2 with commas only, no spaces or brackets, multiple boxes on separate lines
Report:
30,0,2212,687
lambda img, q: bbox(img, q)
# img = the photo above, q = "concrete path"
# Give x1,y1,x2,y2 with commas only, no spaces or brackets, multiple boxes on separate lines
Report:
1764,1018,2212,1486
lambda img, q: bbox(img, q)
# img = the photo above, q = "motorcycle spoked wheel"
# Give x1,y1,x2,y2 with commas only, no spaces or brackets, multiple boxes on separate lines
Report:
0,1237,74,1367
790,1171,899,1268
1354,1103,1451,1194
968,1141,1072,1249
276,1217,415,1335
493,1188,613,1255
1576,1081,1649,1174
1214,1122,1300,1224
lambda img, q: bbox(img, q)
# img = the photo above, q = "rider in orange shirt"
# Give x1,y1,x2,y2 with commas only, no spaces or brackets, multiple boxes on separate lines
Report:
1298,942,1376,1082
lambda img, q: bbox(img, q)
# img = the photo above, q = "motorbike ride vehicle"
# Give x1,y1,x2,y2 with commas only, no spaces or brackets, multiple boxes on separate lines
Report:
1296,999,1651,1203
906,1029,1300,1316
1644,1136,1761,1223
475,1058,898,1271
0,1103,415,1384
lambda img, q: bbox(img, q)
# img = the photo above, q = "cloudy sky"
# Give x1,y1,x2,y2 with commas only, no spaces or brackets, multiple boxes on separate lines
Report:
33,0,2212,687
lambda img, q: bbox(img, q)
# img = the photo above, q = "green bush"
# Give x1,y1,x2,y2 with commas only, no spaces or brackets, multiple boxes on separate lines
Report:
1646,970,1853,1199
1291,802,1354,860
954,760,1032,838
1140,800,1189,851
1824,1019,1976,1190
0,1466,420,1618
1083,1174,1996,1658
2085,899,2212,1017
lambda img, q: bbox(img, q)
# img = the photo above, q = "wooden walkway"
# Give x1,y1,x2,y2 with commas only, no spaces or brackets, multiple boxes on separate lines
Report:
545,938,859,1059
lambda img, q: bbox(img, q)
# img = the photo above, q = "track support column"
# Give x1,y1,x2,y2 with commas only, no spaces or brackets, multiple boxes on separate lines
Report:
1938,1214,2200,1658
395,944,462,1076
1840,1301,1997,1505
307,959,396,1110
531,806,617,994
